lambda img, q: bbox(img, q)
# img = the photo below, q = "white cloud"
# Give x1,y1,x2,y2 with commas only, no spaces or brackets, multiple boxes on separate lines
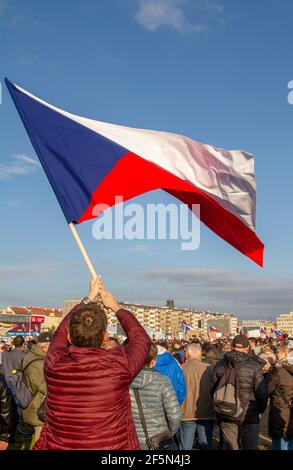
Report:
142,267,293,319
0,261,62,279
0,154,41,180
135,0,186,32
0,261,63,306
134,0,222,33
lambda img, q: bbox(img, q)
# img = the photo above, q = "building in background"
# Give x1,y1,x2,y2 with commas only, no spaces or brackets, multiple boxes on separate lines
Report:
63,299,81,316
0,306,63,334
62,299,237,337
238,319,276,336
277,311,293,336
1,300,240,338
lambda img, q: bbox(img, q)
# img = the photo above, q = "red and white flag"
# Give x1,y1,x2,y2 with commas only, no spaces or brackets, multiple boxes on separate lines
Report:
6,79,264,265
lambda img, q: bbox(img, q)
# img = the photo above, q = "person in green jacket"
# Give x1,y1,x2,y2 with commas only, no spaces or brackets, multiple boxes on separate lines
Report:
22,332,53,442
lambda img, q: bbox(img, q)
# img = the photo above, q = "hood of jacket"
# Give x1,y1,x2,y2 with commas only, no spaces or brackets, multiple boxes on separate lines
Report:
30,344,46,358
247,348,266,368
224,350,248,364
22,344,46,368
205,348,222,361
224,350,265,369
130,368,162,389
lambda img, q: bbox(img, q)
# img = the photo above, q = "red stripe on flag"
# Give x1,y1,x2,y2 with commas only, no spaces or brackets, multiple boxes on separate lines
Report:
77,152,264,266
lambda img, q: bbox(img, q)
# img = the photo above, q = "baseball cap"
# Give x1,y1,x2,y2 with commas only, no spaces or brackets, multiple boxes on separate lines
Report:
232,334,249,349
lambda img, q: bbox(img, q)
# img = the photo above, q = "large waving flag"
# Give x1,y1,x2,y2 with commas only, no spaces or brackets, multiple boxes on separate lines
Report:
5,78,264,265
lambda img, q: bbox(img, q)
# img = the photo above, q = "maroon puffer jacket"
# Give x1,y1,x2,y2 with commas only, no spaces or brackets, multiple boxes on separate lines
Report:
34,306,151,450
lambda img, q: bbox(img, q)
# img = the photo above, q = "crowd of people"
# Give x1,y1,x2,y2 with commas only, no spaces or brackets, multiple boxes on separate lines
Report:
0,277,292,451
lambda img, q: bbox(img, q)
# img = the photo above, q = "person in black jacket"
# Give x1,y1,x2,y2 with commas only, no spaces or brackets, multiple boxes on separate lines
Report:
266,344,293,450
211,334,269,450
0,373,13,450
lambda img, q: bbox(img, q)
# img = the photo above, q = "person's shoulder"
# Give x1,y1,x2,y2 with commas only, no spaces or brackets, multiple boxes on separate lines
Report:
213,356,226,368
247,356,264,371
22,350,33,362
182,359,189,370
171,354,183,369
156,371,173,387
200,360,213,371
23,350,40,364
266,365,279,382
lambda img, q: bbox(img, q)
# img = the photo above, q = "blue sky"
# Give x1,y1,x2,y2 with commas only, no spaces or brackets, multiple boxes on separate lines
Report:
0,0,293,319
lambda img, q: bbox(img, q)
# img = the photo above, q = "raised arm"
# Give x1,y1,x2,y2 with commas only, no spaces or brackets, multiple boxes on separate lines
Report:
45,306,77,371
98,279,151,379
117,309,151,378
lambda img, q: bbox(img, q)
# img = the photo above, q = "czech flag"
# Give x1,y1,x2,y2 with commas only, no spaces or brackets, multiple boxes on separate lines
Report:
180,320,192,335
260,326,267,335
273,329,284,340
5,78,264,265
209,325,218,333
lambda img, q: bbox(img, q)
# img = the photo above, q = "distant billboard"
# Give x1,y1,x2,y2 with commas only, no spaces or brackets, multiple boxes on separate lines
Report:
207,319,230,334
0,314,44,336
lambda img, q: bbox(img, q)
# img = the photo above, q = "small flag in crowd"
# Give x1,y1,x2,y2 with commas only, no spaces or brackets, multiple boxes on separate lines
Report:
5,78,264,266
180,320,192,335
273,329,284,340
260,326,267,335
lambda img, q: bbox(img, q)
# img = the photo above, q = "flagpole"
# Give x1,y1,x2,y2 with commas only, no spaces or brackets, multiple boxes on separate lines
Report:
68,223,98,279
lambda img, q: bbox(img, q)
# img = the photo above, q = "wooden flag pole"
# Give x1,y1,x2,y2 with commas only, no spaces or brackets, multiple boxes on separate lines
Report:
69,223,98,279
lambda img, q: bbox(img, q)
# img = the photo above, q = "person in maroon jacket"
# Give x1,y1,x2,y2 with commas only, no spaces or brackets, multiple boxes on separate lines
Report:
34,277,151,450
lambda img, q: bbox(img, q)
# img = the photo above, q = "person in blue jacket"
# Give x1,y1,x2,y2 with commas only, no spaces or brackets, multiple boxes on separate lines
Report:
154,345,186,405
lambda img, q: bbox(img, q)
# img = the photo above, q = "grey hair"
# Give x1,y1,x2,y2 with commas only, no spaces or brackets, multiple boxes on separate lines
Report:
186,343,201,354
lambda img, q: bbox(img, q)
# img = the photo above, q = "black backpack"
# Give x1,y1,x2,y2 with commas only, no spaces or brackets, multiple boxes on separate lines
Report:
213,364,246,423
